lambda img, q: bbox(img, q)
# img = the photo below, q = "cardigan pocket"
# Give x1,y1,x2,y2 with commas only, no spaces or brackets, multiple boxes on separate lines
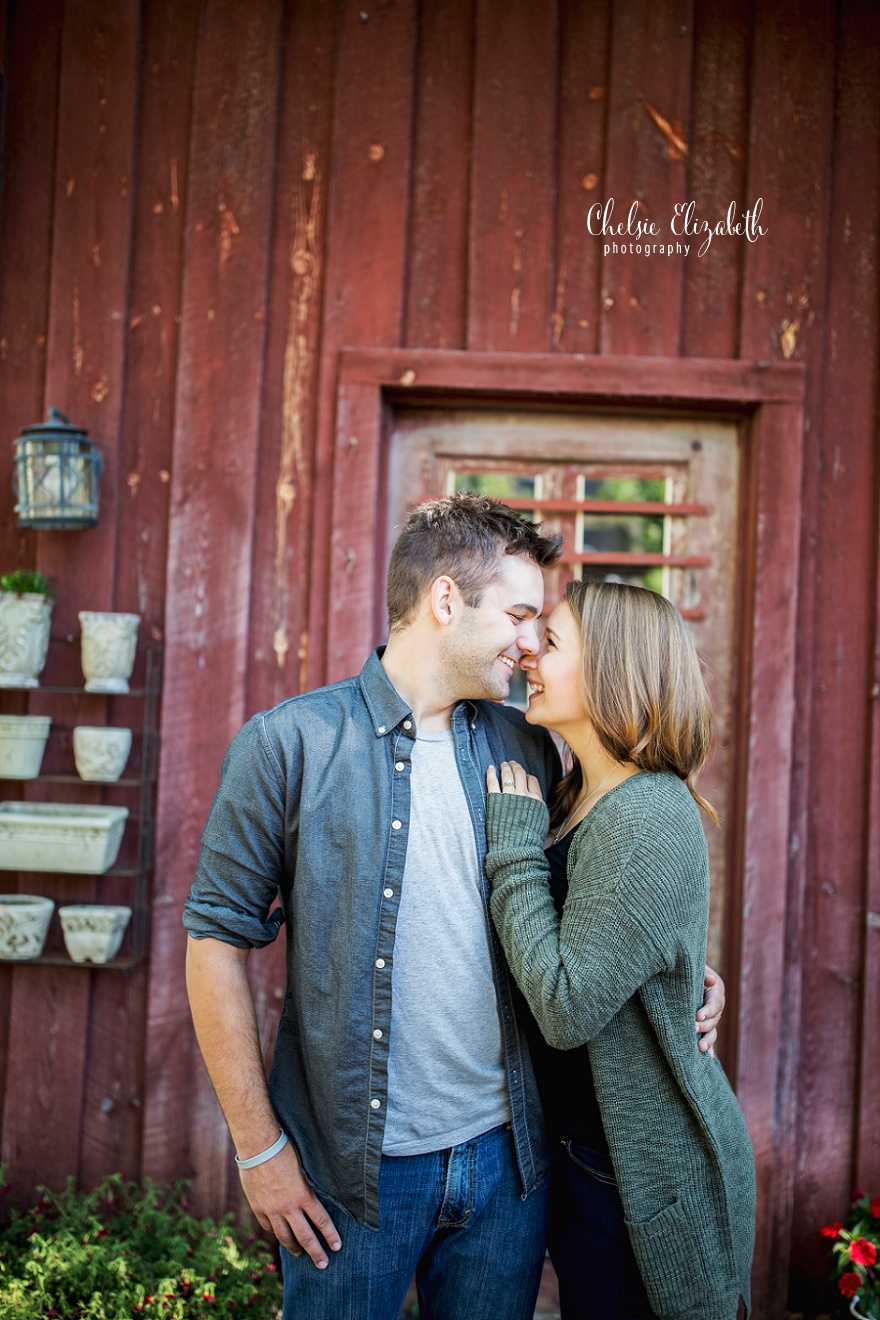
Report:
625,1197,706,1314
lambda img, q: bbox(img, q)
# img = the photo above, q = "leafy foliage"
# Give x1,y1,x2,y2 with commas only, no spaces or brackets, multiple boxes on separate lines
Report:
0,570,53,597
821,1190,880,1318
0,1171,282,1319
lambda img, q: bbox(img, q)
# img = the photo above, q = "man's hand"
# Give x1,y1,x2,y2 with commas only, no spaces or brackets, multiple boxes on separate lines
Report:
238,1142,341,1268
696,964,726,1055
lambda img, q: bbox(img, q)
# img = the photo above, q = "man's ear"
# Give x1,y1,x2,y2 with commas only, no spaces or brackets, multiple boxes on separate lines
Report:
429,574,460,626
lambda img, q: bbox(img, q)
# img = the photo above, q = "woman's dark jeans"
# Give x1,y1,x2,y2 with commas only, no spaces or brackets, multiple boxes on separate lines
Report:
550,1137,658,1320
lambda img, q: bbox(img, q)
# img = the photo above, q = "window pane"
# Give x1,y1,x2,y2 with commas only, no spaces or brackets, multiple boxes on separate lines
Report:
579,514,665,554
451,472,537,501
580,476,667,502
581,567,666,593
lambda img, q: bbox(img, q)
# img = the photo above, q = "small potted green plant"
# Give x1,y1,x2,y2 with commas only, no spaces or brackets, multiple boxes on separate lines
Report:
0,569,54,688
821,1190,880,1318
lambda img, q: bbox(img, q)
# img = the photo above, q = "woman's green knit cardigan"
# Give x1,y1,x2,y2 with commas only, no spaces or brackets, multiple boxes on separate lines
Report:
486,771,755,1320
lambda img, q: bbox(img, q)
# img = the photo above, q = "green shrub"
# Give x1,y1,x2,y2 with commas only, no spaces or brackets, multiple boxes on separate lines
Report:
0,570,53,597
0,1171,282,1319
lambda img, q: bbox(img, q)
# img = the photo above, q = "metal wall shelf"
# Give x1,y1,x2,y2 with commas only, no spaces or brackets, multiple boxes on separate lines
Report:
0,644,162,972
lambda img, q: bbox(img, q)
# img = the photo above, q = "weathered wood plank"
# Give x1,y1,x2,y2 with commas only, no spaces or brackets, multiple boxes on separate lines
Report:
731,402,805,1310
114,0,200,639
307,0,418,685
805,0,880,1278
404,0,476,350
0,0,64,1154
80,0,201,1195
737,0,838,1309
246,0,337,717
143,0,284,1209
0,0,64,572
326,381,388,681
600,0,694,355
467,0,559,352
1,0,140,1200
337,345,806,402
552,0,612,355
681,0,752,357
38,0,140,628
240,0,339,1221
3,965,90,1197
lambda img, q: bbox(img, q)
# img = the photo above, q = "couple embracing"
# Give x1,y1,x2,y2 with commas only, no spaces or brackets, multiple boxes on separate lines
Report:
184,494,755,1320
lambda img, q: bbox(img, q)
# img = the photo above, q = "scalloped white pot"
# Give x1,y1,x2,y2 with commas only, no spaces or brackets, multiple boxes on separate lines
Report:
0,593,53,688
0,894,54,959
78,612,140,694
59,905,131,963
0,714,51,778
73,726,131,783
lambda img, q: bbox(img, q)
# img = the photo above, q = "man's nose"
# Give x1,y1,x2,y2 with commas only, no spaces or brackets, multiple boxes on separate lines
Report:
516,621,540,656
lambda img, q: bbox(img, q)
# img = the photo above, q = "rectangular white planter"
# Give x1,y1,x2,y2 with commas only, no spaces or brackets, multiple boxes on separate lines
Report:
0,803,129,873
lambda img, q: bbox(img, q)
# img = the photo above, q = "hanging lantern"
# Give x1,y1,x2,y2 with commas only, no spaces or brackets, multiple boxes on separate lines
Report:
12,408,103,530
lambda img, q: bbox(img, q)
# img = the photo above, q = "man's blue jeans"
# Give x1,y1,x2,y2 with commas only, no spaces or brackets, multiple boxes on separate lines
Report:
281,1123,549,1320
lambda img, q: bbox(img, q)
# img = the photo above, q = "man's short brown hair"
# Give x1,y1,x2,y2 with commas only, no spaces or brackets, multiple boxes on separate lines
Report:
386,492,562,630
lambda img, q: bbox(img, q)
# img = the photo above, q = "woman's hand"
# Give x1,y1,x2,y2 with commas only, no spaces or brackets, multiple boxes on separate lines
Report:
486,760,545,802
696,964,726,1056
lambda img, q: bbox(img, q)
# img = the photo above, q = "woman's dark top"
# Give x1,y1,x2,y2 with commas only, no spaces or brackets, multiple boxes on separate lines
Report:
529,830,609,1155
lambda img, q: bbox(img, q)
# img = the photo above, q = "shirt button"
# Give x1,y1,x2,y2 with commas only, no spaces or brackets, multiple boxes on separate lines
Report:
370,1098,381,1110
377,725,386,734
395,762,405,771
373,1029,383,1039
391,820,401,830
383,888,393,898
403,719,412,730
375,958,386,968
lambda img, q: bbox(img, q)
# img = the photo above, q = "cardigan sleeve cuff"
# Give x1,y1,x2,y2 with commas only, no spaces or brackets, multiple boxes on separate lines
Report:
486,791,549,850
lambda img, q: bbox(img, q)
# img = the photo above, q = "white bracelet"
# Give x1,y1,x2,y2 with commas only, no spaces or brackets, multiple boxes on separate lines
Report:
235,1129,289,1170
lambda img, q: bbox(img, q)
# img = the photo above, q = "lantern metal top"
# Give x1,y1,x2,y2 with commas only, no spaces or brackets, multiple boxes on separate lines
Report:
12,408,103,530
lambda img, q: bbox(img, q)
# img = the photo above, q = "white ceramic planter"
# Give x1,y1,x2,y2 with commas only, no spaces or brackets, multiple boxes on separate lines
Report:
0,894,54,959
73,726,132,783
79,612,140,693
0,802,129,873
59,904,131,963
0,592,53,688
0,714,52,778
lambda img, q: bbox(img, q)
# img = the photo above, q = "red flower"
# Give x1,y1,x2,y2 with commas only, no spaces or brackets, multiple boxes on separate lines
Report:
820,1220,843,1238
839,1272,861,1299
202,1294,215,1303
850,1238,877,1267
870,1197,880,1219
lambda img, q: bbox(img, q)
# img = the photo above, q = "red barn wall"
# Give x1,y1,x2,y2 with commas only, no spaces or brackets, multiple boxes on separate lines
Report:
0,1,877,1315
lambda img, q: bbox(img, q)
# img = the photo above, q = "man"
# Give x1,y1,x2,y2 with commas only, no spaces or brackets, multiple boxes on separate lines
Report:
184,494,722,1320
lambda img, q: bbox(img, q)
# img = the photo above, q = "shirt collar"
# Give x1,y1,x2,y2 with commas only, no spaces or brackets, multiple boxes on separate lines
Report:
358,649,479,737
358,649,414,737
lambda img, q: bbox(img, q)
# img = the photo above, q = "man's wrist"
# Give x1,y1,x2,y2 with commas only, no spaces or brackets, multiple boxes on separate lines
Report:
235,1129,289,1170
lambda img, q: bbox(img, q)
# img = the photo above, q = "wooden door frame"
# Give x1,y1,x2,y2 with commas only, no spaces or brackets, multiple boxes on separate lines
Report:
326,346,805,1294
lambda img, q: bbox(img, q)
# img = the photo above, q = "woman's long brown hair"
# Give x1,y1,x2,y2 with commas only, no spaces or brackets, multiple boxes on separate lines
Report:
549,579,719,829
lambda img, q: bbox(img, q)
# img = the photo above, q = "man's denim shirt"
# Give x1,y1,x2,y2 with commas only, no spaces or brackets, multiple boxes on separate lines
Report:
183,650,560,1229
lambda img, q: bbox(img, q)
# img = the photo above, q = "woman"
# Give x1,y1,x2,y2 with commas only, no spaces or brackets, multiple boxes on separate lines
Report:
486,580,755,1320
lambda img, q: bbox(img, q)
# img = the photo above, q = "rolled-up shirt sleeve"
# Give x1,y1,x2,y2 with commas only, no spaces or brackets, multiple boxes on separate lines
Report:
183,713,293,948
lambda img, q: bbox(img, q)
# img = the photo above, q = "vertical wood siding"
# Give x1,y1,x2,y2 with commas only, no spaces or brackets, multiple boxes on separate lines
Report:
0,1,877,1313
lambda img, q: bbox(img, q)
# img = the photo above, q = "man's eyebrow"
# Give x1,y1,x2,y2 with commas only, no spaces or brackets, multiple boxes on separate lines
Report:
509,602,540,616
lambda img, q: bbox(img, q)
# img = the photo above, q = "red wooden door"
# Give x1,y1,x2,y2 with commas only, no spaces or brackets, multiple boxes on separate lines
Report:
386,405,740,964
